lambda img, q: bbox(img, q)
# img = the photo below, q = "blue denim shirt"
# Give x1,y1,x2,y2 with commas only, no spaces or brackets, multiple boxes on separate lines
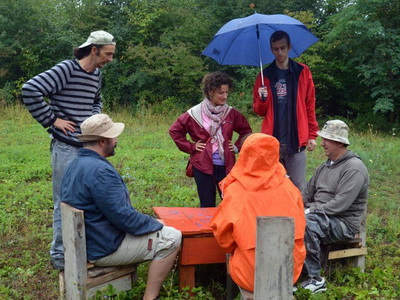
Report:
61,148,163,260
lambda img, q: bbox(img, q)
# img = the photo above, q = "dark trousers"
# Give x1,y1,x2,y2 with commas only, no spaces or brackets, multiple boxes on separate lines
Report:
193,165,226,207
303,211,355,277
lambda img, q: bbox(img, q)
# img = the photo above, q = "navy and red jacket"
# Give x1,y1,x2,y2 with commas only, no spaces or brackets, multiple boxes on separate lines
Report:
169,103,252,175
253,59,318,151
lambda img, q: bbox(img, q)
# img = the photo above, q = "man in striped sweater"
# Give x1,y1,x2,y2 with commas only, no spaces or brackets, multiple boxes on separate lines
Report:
22,30,116,270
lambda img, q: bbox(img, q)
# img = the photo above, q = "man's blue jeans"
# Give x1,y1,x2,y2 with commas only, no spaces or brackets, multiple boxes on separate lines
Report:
50,139,80,259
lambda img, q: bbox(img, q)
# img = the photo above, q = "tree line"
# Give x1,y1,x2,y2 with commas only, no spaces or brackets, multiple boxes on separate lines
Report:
1,0,399,129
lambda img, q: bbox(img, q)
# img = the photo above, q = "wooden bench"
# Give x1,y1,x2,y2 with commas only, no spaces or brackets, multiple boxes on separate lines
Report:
231,214,368,300
59,203,137,299
321,213,368,273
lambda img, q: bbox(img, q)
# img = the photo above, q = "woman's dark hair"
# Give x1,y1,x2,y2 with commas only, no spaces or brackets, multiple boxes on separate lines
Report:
73,44,105,60
270,30,291,47
202,71,233,98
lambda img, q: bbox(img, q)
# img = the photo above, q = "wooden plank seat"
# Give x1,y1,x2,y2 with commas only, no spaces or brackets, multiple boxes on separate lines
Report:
321,235,367,273
321,214,368,273
59,203,137,299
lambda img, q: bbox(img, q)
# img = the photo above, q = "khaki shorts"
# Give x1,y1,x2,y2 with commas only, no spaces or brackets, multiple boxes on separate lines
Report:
92,226,182,267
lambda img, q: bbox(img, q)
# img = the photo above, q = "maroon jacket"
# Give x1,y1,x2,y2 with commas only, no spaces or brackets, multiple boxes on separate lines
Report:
169,103,252,175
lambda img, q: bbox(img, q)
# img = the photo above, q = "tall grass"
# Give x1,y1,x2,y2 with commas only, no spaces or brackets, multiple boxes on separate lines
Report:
1,104,399,299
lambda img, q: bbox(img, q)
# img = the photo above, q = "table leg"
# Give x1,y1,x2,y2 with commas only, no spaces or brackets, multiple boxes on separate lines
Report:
179,265,195,292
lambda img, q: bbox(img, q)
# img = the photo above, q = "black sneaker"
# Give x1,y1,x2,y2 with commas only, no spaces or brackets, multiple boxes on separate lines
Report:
51,257,65,271
300,276,327,293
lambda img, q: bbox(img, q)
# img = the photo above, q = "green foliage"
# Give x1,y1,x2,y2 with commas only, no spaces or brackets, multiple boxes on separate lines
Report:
100,0,210,108
0,0,84,80
1,0,400,125
222,67,259,116
0,83,15,105
322,0,400,119
104,42,205,107
294,266,400,299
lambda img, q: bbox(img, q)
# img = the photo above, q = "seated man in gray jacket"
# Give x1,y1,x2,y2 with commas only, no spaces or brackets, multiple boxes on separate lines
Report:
299,120,369,293
61,114,182,300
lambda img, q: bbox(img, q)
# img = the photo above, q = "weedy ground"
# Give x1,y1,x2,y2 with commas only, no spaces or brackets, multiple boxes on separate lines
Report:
1,104,399,299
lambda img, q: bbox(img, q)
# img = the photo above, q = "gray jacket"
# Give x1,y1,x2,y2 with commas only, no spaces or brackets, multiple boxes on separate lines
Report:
302,150,369,234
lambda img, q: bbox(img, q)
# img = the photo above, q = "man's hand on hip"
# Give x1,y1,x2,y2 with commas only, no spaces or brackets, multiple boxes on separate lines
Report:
53,118,77,135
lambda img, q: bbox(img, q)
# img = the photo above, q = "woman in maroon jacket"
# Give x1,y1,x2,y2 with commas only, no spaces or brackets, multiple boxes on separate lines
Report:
169,72,252,207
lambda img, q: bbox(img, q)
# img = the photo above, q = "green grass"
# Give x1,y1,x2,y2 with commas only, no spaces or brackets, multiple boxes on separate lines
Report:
1,104,399,299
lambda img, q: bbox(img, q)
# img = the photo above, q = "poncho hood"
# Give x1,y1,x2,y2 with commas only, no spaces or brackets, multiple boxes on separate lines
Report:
220,133,287,192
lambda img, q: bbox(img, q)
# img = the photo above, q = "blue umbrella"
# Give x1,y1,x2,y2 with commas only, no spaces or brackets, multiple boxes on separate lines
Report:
202,13,318,85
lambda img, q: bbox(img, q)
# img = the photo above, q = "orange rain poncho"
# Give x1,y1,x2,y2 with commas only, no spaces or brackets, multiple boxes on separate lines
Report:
210,133,306,292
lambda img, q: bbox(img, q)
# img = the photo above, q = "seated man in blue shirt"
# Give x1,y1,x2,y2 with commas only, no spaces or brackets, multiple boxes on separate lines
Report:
61,114,182,300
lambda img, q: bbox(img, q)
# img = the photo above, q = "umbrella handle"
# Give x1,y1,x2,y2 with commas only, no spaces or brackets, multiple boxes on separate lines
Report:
257,24,265,102
260,85,266,102
258,53,265,102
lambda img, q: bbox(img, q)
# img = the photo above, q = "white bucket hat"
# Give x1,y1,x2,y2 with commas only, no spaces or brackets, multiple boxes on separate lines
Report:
78,30,116,48
77,114,124,142
317,120,350,145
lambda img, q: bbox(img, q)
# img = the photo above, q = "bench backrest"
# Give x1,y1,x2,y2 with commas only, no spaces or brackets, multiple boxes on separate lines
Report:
61,202,88,299
254,217,294,300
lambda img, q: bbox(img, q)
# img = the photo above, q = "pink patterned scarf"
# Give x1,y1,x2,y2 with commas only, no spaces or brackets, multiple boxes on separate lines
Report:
201,98,229,160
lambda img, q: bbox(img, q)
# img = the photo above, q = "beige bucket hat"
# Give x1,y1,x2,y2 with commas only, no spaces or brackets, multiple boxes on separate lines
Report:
77,114,124,142
78,30,116,48
317,120,350,145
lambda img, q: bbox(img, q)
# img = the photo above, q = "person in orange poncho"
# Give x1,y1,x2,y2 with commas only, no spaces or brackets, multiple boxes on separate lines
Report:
210,133,306,293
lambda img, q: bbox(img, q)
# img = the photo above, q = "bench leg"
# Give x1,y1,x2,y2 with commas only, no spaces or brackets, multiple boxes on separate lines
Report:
349,255,366,272
59,272,65,300
179,265,195,292
226,274,239,300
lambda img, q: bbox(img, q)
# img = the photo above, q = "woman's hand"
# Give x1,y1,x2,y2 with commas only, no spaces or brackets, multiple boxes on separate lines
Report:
195,141,206,151
229,140,235,153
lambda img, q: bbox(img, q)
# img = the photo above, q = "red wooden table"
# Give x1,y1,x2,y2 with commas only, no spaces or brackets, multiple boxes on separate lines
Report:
153,207,226,291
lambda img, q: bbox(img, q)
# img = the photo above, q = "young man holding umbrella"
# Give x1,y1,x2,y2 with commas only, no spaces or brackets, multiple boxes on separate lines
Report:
253,30,319,191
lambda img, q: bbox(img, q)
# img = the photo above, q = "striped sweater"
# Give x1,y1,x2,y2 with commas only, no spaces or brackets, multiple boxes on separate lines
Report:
22,59,103,147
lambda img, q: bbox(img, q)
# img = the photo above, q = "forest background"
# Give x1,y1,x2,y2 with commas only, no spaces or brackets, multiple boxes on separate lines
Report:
1,0,400,129
1,0,400,299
